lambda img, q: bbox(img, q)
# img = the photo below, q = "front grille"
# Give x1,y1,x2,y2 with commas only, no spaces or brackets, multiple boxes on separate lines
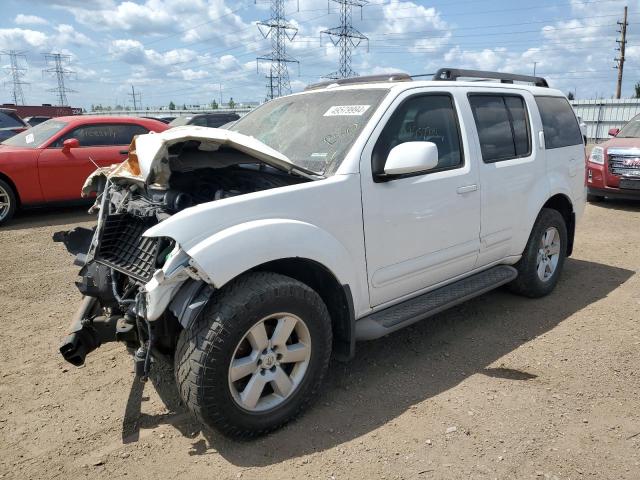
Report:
608,155,640,178
95,214,159,283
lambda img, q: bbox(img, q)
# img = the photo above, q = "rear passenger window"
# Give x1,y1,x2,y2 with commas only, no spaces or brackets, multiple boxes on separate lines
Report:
469,95,531,163
535,96,583,149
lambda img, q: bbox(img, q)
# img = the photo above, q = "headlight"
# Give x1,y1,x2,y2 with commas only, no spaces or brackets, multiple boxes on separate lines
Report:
589,146,605,165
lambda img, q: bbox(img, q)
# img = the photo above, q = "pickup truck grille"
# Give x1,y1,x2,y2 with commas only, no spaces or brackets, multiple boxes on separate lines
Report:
94,213,159,283
608,154,640,178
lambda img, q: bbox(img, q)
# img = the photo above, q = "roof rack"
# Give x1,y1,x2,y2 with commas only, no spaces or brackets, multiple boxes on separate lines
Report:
433,68,549,88
305,73,412,91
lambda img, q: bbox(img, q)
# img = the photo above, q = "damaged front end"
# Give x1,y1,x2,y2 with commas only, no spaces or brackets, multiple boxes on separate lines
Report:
55,127,313,376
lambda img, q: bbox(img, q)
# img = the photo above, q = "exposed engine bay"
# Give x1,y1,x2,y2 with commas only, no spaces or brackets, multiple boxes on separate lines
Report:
55,132,310,374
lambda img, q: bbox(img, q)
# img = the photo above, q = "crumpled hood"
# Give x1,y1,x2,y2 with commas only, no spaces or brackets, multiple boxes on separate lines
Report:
82,126,313,195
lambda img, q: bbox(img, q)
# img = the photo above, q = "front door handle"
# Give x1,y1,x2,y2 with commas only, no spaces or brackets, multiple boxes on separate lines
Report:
457,184,478,194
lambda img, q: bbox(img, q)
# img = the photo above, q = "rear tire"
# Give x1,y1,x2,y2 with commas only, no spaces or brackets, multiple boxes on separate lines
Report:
0,179,16,226
174,272,332,439
509,208,568,298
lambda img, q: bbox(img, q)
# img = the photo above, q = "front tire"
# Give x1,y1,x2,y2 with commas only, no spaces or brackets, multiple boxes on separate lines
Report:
0,179,17,226
509,208,568,298
174,272,332,439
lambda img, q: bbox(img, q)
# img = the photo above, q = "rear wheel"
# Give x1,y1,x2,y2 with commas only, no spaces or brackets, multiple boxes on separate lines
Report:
0,179,16,226
174,272,332,439
509,208,568,298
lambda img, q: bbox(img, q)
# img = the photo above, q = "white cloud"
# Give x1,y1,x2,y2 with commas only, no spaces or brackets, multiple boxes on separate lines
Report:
14,14,49,26
0,28,49,50
53,24,96,47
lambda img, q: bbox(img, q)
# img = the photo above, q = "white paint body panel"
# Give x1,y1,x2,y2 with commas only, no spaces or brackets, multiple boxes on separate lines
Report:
138,80,585,321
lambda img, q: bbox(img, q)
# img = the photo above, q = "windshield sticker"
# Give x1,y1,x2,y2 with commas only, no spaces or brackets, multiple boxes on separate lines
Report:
324,105,370,116
25,133,35,144
311,152,328,158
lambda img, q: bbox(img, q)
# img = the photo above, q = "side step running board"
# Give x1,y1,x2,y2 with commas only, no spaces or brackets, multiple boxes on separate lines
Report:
355,265,518,341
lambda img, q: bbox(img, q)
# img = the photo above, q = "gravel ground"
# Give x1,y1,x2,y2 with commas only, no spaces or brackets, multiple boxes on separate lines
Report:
0,200,639,480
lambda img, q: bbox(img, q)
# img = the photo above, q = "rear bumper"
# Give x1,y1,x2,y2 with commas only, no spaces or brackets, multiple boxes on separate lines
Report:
588,186,640,200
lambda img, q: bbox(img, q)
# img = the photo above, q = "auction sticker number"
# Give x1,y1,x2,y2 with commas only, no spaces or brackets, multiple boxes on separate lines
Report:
324,105,370,116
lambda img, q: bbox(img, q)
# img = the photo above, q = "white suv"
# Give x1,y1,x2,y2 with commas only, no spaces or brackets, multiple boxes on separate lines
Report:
57,68,586,438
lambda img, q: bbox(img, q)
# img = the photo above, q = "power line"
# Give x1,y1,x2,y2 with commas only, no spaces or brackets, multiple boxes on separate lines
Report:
43,53,76,106
321,0,369,79
128,85,142,110
0,50,29,105
257,0,299,99
615,5,628,99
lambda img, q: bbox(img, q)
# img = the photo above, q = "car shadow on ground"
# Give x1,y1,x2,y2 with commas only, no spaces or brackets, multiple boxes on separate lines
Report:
2,205,94,232
120,257,634,466
590,198,640,212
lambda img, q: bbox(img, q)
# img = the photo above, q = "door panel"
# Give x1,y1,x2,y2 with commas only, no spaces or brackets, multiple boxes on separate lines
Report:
37,123,146,202
360,90,480,307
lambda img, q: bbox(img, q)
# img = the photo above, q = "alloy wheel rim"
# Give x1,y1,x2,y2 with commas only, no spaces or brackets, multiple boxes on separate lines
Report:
228,313,312,412
536,226,561,282
0,184,10,222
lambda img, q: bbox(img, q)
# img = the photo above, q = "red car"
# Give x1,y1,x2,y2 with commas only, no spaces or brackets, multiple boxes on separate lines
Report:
587,114,640,202
0,116,168,225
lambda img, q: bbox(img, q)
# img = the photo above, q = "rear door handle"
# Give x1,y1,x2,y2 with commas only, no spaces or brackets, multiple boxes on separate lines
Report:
457,184,478,194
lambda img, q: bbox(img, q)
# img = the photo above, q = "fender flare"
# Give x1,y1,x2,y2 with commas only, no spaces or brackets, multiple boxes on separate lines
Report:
182,218,365,311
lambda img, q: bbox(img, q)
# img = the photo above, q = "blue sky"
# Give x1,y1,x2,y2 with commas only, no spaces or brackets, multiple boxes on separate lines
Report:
1,0,639,109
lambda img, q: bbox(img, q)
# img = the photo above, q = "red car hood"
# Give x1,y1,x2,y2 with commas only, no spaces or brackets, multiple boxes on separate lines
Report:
599,137,640,151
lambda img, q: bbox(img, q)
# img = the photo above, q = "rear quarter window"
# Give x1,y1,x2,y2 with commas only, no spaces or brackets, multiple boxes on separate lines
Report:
535,96,583,149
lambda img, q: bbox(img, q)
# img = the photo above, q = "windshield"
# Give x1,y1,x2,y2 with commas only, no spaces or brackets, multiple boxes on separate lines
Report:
230,89,388,174
1,120,67,148
169,116,195,127
0,111,25,128
618,115,640,138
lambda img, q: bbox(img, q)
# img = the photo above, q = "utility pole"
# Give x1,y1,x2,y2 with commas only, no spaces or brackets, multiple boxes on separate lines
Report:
257,0,299,99
321,0,369,79
615,5,628,99
128,85,141,110
1,50,29,105
43,53,76,106
533,62,538,77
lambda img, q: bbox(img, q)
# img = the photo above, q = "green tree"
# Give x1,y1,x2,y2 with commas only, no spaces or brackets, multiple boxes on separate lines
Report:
169,101,175,110
182,103,187,110
228,97,236,109
210,99,218,109
566,91,575,100
633,82,640,99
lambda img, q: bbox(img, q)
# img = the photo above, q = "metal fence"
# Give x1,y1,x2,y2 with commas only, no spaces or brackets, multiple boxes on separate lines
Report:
570,98,640,141
83,108,254,118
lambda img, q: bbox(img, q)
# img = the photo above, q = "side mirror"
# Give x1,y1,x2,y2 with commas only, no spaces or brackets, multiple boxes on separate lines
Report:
384,141,439,176
608,128,620,137
62,138,80,151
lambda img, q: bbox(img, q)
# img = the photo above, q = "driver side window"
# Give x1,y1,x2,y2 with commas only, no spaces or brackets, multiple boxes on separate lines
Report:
372,94,464,176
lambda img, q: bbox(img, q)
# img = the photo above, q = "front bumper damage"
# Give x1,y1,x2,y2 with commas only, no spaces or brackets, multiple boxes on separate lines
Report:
55,218,212,377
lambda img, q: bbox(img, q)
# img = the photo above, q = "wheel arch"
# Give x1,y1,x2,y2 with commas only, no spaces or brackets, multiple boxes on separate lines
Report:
252,257,356,361
0,171,20,206
542,193,575,256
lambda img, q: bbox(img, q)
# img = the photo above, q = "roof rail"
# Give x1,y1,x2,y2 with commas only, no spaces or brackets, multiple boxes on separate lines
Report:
305,73,412,91
433,68,549,88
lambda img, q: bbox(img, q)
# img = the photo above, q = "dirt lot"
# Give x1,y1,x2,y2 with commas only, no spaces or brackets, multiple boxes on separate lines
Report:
1,201,639,480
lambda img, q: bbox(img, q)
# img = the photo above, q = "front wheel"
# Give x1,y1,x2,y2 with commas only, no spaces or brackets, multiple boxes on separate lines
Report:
174,272,332,439
0,179,17,226
509,208,568,298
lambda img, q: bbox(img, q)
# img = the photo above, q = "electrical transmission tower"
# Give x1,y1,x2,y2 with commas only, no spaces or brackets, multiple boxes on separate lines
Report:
43,53,76,106
614,5,628,99
128,85,142,110
257,0,299,99
321,0,369,79
1,50,29,105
